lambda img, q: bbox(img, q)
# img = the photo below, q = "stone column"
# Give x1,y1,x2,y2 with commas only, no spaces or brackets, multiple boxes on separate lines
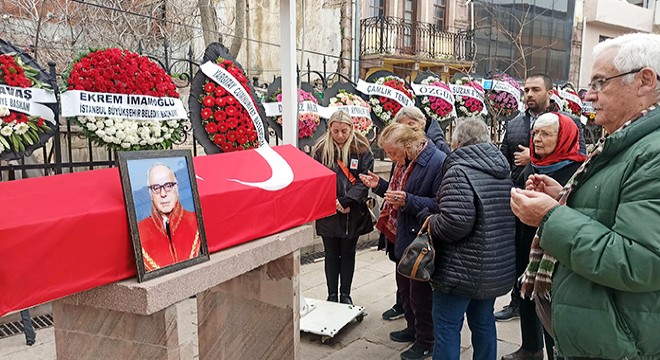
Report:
52,301,186,360
197,250,300,360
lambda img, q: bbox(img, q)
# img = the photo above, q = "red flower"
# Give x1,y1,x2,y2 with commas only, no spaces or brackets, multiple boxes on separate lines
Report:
225,105,238,117
213,110,227,122
203,96,215,107
204,82,215,93
206,122,218,134
201,107,213,120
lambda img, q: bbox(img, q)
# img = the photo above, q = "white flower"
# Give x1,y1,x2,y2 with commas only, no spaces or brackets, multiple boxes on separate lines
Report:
104,119,114,127
114,122,125,130
1,126,13,136
382,113,390,121
163,133,171,140
87,123,98,131
0,107,10,117
95,129,106,137
95,121,105,130
120,142,131,148
115,130,126,140
14,123,29,135
167,119,180,127
105,127,116,136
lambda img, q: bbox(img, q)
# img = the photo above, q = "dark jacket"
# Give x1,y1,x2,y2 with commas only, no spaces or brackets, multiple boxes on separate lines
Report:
425,119,451,155
500,106,586,182
513,161,582,277
427,143,515,299
374,142,446,259
314,140,374,238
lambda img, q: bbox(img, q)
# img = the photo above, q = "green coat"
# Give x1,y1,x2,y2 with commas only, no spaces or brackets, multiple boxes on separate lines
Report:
540,106,660,359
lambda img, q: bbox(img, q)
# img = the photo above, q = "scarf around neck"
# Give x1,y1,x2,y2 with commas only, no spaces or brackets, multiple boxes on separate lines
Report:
521,103,660,300
376,140,428,243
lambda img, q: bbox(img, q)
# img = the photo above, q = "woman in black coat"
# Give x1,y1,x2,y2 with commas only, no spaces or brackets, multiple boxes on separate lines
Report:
312,110,374,305
502,112,586,360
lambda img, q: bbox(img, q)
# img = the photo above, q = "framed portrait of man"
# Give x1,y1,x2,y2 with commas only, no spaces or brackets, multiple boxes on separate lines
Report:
118,150,210,282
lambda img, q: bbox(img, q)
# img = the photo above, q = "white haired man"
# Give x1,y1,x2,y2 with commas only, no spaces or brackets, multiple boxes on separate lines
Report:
511,33,660,359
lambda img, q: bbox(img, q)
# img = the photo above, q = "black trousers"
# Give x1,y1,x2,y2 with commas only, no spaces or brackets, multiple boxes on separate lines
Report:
396,271,434,350
322,236,358,296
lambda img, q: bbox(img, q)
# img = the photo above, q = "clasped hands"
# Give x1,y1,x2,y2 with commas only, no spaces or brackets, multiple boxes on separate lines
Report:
336,199,350,214
510,174,562,227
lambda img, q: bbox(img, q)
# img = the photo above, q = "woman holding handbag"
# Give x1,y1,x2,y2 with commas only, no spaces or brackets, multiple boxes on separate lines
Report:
312,110,374,305
360,122,446,360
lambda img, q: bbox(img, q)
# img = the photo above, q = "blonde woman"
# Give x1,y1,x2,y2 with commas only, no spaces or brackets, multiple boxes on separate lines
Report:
312,111,374,305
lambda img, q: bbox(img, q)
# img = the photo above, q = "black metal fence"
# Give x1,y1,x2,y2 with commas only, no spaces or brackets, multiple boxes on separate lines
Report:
360,16,474,61
0,42,366,181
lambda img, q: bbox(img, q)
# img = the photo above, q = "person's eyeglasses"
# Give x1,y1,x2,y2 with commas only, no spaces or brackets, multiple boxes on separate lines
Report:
587,68,643,92
532,130,557,139
148,182,177,194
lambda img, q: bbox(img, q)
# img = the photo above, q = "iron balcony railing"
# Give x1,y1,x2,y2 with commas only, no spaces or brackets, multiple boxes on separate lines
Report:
360,16,474,61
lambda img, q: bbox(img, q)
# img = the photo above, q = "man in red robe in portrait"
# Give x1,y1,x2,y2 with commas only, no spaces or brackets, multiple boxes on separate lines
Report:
138,163,200,271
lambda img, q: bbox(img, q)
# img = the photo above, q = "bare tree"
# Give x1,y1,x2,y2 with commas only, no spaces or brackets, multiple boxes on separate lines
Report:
474,0,560,79
228,0,245,57
198,0,219,47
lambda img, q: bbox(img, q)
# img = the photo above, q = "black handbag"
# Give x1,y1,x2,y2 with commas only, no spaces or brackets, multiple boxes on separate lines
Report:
397,216,435,282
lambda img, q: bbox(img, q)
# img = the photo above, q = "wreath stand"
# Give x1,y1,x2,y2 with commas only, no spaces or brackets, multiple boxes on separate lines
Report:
299,291,365,344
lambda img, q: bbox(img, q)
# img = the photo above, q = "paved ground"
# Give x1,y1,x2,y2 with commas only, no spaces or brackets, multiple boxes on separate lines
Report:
0,247,525,360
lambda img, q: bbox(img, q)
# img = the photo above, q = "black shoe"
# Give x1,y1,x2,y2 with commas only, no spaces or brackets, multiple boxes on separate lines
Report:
400,344,432,360
389,328,415,343
339,294,353,305
501,347,544,360
494,305,519,321
382,304,405,320
327,293,338,302
26,339,35,346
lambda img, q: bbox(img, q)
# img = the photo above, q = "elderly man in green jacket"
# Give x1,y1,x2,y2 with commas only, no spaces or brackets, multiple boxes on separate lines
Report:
510,32,660,359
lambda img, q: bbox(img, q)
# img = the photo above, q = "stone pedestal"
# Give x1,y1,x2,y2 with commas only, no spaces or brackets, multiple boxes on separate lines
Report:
197,251,299,360
52,225,314,360
53,302,184,360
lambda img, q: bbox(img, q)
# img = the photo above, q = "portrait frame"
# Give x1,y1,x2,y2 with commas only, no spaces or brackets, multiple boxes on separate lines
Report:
118,150,210,282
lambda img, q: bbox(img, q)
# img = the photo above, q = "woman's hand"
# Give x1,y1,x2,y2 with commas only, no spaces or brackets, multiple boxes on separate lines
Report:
384,190,406,208
336,199,351,214
359,171,380,189
525,174,563,199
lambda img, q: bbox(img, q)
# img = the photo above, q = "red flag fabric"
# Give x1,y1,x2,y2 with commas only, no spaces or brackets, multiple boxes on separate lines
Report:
0,145,335,316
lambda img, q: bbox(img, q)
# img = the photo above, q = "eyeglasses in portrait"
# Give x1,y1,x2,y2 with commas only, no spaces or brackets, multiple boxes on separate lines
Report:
118,150,210,282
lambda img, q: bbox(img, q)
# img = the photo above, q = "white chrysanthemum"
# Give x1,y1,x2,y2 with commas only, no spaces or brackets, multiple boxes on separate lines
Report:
87,123,98,131
114,121,125,131
1,126,13,136
0,107,10,117
105,127,116,136
382,113,390,121
167,119,180,127
104,119,114,127
163,133,171,140
95,129,106,137
14,123,29,135
95,121,104,130
114,130,126,140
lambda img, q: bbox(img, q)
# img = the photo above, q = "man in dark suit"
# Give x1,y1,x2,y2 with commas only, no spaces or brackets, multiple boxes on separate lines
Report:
495,74,585,325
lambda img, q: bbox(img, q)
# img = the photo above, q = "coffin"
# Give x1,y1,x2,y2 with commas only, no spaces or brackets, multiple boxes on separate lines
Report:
0,145,335,316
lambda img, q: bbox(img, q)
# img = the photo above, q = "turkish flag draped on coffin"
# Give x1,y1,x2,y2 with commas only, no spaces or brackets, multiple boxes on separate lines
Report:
0,145,335,316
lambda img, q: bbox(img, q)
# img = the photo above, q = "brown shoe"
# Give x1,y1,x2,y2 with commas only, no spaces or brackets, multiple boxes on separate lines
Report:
501,348,544,360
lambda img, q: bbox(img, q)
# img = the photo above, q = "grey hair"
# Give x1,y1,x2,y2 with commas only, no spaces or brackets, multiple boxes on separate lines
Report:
533,113,560,131
452,118,490,147
146,162,174,185
393,106,427,125
593,33,660,90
